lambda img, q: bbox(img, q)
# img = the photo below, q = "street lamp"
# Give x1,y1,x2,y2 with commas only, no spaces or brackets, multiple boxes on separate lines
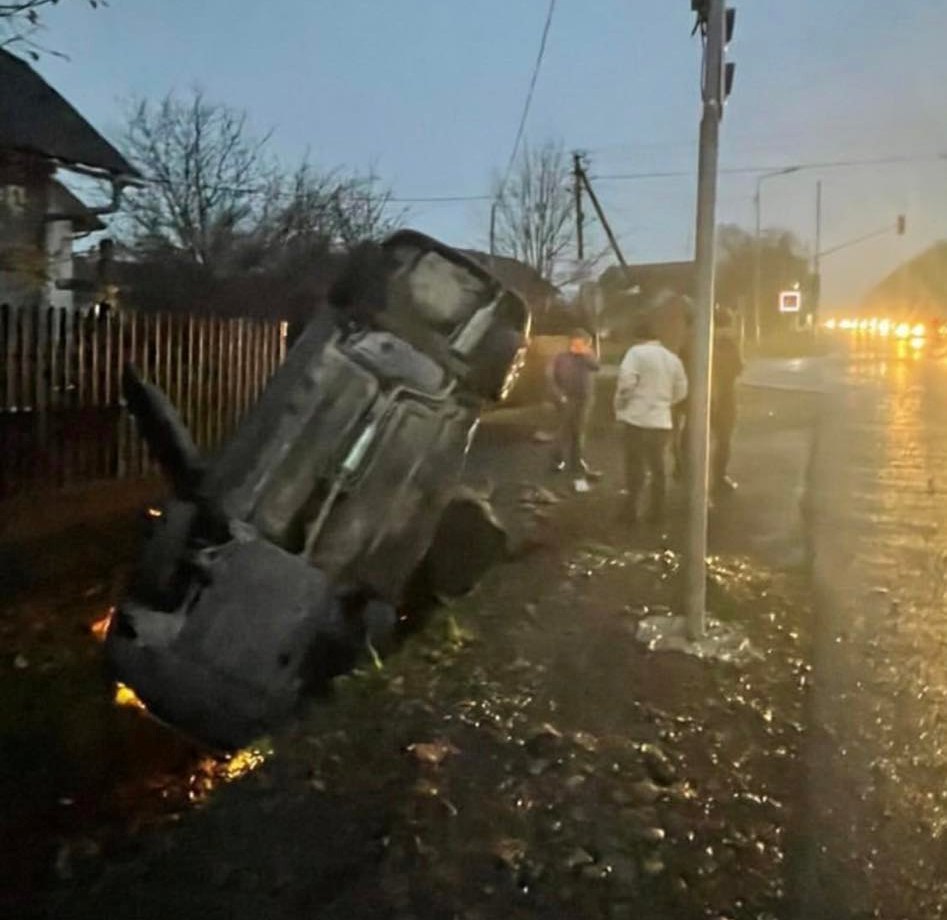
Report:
753,166,801,343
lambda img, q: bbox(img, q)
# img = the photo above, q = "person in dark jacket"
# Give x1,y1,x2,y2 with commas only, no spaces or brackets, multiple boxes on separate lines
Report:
673,304,744,493
548,328,600,493
710,306,743,492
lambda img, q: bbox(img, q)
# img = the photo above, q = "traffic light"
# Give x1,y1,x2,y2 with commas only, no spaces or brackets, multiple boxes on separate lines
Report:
722,8,736,106
897,214,906,235
725,7,736,43
724,61,736,100
692,2,736,110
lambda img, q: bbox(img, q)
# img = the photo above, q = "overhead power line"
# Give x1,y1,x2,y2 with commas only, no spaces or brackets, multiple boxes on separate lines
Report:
496,0,557,198
125,150,945,209
399,152,946,204
592,151,946,183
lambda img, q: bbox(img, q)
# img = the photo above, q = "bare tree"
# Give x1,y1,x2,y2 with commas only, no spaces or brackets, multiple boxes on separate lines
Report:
120,90,404,273
328,171,405,247
116,89,404,318
715,224,814,333
120,90,272,270
253,162,403,256
1,1,102,56
493,140,573,281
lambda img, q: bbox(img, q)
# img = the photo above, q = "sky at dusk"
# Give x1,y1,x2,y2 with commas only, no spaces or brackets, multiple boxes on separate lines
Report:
30,0,947,311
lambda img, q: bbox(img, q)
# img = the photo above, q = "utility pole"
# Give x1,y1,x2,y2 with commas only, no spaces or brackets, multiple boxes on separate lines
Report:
813,180,822,330
573,151,585,262
578,166,630,274
684,0,731,640
753,183,761,345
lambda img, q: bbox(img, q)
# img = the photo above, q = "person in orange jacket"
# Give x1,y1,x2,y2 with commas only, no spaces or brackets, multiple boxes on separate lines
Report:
548,328,601,493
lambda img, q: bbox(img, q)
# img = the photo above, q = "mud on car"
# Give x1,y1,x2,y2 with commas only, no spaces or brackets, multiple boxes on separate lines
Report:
106,230,531,749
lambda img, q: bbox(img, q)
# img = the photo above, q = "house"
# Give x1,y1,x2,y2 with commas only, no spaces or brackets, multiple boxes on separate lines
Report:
597,260,696,338
0,48,139,312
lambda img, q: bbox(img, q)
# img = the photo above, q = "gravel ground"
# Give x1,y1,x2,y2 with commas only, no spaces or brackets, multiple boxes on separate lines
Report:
3,384,819,920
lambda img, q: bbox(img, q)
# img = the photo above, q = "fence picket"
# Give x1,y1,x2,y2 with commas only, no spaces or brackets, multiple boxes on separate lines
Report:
1,307,287,500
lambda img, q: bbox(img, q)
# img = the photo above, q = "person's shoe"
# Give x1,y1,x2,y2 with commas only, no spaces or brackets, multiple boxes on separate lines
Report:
715,476,738,494
551,460,566,474
579,461,603,481
573,477,591,494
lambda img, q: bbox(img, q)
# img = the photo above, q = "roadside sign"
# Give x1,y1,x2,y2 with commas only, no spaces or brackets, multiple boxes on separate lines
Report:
779,290,801,314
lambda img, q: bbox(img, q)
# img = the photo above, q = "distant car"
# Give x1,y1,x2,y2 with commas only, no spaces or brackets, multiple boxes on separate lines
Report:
106,230,530,749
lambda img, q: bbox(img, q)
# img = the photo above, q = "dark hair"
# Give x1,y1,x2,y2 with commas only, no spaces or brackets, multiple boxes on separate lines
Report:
715,305,735,329
652,289,693,316
632,313,655,340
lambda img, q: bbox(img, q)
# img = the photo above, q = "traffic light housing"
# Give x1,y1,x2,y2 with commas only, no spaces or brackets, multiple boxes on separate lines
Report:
722,8,736,107
897,214,906,235
693,2,736,110
725,7,736,43
724,61,736,99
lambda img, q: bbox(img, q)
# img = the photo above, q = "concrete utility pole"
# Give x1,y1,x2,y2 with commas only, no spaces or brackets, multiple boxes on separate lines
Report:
573,151,585,262
578,166,630,274
684,0,727,639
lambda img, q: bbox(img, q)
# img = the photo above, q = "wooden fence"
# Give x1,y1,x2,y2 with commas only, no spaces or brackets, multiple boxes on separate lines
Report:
0,304,287,500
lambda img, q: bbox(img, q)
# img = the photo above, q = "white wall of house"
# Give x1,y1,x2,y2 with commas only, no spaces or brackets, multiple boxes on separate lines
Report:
44,217,74,311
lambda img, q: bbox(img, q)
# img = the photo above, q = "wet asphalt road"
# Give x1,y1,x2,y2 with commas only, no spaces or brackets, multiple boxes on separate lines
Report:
795,336,947,919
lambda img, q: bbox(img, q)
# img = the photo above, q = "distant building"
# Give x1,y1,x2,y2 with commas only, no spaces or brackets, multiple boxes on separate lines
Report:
597,260,696,338
0,48,139,312
862,241,947,318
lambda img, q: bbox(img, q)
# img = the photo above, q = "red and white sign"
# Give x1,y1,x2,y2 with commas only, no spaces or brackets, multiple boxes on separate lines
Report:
779,290,801,314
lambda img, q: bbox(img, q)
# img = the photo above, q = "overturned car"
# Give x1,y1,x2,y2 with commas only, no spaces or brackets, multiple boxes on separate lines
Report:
106,231,530,749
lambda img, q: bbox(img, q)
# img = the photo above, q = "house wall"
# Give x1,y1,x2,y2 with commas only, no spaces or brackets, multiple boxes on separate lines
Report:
0,152,52,310
44,218,74,311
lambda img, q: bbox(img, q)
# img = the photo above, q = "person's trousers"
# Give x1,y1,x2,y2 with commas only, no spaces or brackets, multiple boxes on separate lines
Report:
711,397,737,484
621,424,670,520
671,402,687,479
554,399,591,475
671,398,736,486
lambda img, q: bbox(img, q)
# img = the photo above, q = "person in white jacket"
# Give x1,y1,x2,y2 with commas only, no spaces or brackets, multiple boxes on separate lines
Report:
613,312,688,524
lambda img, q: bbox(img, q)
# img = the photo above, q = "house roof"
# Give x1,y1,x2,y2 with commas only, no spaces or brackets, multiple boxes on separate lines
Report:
599,260,696,298
0,49,137,178
47,180,105,233
457,250,559,306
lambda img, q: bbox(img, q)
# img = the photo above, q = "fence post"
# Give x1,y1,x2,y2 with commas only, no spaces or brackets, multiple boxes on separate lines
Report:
197,315,208,451
115,309,127,479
